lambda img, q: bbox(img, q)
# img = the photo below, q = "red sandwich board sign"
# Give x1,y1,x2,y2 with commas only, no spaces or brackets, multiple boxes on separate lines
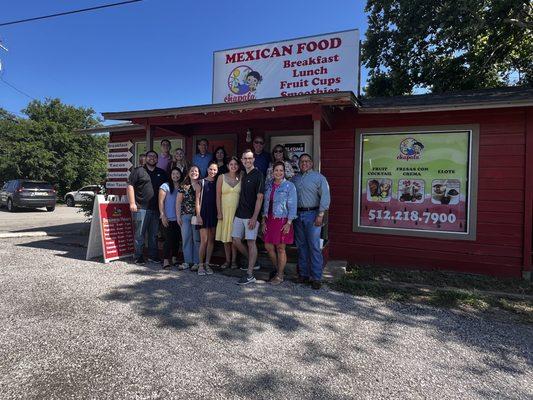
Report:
86,195,135,263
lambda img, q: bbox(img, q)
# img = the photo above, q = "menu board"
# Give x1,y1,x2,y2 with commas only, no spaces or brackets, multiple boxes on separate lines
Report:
99,203,135,261
357,130,472,235
86,195,135,263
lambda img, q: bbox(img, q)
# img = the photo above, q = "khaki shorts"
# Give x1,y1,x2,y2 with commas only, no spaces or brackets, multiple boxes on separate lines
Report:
232,217,259,241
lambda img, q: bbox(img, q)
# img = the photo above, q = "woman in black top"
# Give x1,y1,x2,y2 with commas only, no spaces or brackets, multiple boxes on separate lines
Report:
212,146,229,177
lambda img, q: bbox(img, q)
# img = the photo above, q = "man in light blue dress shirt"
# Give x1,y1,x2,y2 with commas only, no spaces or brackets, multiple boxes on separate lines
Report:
192,138,213,178
291,153,331,290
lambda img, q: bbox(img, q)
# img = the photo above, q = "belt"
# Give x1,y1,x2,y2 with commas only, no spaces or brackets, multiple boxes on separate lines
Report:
297,207,319,212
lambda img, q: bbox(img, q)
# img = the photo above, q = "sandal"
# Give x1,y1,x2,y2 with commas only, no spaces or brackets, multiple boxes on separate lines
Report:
162,264,172,270
270,275,284,286
220,262,230,270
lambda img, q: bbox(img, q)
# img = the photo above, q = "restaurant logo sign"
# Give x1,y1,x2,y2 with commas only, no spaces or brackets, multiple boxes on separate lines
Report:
225,66,263,102
213,29,359,103
397,137,425,161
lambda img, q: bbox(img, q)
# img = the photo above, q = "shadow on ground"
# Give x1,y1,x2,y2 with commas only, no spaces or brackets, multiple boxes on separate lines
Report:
16,229,89,261
100,262,533,381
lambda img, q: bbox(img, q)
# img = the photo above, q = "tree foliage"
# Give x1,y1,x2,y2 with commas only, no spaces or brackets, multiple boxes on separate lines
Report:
362,0,533,97
0,99,108,197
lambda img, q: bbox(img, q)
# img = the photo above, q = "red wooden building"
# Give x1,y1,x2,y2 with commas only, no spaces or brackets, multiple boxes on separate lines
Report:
89,87,533,278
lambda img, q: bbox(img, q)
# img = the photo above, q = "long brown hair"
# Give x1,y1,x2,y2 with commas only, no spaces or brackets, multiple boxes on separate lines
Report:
181,165,200,188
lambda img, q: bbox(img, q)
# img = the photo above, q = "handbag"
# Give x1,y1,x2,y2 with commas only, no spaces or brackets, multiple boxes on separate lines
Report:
191,179,204,225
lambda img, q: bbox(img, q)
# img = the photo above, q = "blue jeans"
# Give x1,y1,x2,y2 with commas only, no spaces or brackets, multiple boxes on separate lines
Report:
132,209,159,259
180,214,200,265
294,210,323,280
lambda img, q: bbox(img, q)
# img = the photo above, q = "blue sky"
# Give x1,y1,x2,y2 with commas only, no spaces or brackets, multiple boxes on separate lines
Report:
0,0,368,121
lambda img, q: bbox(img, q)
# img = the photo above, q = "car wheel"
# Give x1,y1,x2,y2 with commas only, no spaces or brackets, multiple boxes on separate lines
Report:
7,198,16,212
46,206,55,212
66,196,75,207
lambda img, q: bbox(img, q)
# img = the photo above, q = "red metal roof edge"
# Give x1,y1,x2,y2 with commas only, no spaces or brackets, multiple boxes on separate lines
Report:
102,92,359,121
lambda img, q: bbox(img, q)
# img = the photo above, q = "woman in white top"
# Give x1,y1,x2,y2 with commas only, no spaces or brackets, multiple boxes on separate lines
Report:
266,144,295,182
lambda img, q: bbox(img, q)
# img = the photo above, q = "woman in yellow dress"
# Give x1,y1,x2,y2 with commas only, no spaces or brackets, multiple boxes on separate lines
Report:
215,156,241,269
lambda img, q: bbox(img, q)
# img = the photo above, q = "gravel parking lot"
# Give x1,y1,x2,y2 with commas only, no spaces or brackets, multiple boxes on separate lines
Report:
0,205,86,235
0,235,531,399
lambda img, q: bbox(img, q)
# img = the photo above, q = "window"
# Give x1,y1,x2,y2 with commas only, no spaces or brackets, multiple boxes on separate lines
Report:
21,182,53,190
134,138,184,167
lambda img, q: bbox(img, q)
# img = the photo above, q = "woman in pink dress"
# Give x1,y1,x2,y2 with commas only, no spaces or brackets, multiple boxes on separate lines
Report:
261,161,297,285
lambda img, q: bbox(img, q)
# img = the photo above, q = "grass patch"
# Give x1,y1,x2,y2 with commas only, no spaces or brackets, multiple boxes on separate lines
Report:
345,264,533,295
332,270,533,324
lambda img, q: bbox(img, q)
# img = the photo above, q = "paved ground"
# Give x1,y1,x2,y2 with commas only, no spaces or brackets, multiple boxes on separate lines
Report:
0,205,87,234
0,235,531,399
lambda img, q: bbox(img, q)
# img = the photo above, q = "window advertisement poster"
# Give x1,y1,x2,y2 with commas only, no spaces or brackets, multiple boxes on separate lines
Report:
270,135,313,174
212,30,359,103
355,130,475,237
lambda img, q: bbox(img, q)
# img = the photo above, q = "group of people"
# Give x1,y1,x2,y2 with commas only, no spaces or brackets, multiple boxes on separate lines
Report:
127,137,330,289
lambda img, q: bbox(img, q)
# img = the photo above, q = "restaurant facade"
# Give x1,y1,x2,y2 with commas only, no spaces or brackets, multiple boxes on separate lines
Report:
88,30,533,279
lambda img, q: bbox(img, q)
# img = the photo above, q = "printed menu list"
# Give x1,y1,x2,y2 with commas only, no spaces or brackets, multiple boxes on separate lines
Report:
99,203,134,261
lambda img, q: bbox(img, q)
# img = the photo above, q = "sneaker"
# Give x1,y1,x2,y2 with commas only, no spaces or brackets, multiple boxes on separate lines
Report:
205,265,214,275
311,280,322,290
197,265,206,276
237,274,256,285
134,256,145,265
190,264,199,272
297,276,311,285
162,264,172,270
147,257,161,264
178,263,190,271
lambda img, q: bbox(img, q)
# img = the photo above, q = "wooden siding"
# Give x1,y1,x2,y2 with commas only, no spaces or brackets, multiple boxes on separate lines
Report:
323,108,529,277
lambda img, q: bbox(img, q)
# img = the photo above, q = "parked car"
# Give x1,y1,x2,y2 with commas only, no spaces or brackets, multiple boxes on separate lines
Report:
0,180,56,212
64,185,103,207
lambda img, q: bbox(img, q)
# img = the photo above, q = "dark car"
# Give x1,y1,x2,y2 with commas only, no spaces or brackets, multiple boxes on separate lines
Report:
0,180,56,212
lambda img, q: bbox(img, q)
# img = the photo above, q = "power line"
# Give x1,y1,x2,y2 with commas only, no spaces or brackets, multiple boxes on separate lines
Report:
0,0,143,27
0,76,36,100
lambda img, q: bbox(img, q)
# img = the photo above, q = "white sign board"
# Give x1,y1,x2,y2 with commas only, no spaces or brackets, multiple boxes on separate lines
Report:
108,161,133,169
86,195,135,263
108,141,133,150
107,171,130,179
106,181,128,189
108,151,133,160
213,29,359,103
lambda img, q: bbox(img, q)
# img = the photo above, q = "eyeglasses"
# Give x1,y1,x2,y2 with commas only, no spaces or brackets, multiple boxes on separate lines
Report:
253,141,264,145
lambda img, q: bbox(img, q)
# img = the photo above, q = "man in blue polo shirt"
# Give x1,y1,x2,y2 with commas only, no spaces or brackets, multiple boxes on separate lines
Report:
252,136,271,177
192,138,213,178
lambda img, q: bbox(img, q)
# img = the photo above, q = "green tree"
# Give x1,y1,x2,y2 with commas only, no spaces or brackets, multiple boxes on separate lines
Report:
362,0,533,97
0,99,108,197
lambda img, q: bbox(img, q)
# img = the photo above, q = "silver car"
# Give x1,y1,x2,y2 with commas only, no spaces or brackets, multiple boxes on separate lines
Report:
64,185,103,207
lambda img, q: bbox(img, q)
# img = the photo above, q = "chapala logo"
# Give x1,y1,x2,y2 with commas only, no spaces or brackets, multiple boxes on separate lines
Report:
397,137,424,161
112,208,123,217
224,65,263,103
